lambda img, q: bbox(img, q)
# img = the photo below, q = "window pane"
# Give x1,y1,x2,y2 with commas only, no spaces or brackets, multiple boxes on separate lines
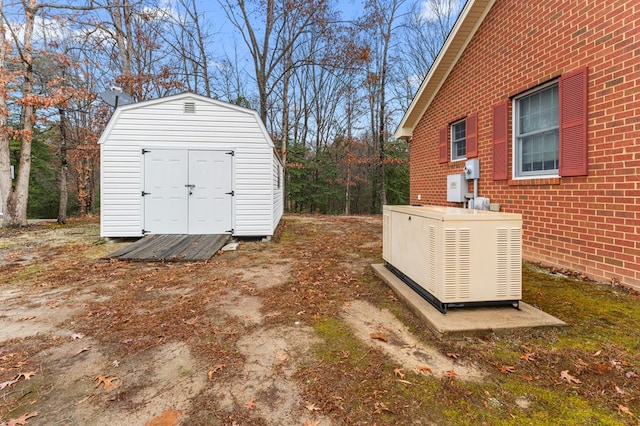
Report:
519,85,558,135
517,130,558,175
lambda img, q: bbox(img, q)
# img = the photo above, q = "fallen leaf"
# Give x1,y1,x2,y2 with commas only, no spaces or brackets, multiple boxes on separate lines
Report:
6,411,38,426
373,401,392,414
276,352,289,363
560,370,581,384
112,360,120,368
208,364,225,381
246,398,256,410
625,370,638,379
19,371,36,380
518,375,534,381
446,352,460,359
305,402,321,411
0,377,20,390
416,365,432,375
593,364,612,374
370,333,388,342
614,385,626,395
74,346,92,356
445,369,458,379
75,395,92,405
94,375,121,391
394,368,405,379
19,316,35,321
618,404,633,416
397,379,413,385
500,365,515,373
338,350,350,359
71,333,84,340
575,358,589,368
145,409,182,426
593,349,602,357
520,352,535,362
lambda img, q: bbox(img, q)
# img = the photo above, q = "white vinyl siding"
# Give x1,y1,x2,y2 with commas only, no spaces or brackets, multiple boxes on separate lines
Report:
272,155,284,231
100,93,281,237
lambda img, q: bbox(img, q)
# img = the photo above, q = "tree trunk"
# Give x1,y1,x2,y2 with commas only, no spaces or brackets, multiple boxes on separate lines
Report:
57,108,69,224
110,0,134,96
4,0,37,226
0,0,11,224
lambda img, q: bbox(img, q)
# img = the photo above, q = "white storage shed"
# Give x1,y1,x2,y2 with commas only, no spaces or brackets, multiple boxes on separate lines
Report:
99,92,284,238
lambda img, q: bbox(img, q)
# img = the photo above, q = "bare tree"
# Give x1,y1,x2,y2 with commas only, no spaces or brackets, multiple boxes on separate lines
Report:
396,0,461,111
215,48,253,108
361,0,406,212
160,0,214,96
219,0,333,127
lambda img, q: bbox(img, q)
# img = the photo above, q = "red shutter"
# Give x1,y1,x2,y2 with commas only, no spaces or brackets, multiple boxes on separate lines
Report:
466,113,478,158
492,101,509,180
559,67,588,176
438,126,448,163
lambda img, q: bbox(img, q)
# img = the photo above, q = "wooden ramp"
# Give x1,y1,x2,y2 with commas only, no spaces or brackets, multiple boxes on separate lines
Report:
107,234,229,261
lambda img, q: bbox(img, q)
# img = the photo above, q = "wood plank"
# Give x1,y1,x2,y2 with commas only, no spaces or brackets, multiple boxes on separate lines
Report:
107,234,229,262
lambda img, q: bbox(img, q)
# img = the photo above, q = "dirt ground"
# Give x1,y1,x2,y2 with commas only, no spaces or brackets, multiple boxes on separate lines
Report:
0,216,485,426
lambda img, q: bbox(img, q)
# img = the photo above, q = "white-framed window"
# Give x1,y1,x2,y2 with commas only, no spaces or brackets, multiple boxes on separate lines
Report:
513,82,559,178
450,119,466,161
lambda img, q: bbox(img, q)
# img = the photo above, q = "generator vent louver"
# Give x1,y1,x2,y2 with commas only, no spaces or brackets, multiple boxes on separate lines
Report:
443,228,471,300
426,224,437,295
184,102,196,113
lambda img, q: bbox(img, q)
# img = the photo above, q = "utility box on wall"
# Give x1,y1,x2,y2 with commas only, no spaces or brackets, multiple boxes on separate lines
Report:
382,205,522,313
447,174,466,203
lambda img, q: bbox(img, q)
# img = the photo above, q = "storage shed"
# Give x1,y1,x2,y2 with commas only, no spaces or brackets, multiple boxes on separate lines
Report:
99,92,284,238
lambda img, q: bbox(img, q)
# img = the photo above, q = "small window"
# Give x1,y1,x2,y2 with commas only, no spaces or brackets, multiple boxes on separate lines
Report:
514,83,559,177
184,102,196,113
451,119,466,161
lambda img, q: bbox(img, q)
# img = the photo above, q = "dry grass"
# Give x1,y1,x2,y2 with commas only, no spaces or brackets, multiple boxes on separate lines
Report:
0,215,638,425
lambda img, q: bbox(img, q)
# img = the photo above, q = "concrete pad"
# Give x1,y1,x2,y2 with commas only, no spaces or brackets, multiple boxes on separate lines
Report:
372,264,566,336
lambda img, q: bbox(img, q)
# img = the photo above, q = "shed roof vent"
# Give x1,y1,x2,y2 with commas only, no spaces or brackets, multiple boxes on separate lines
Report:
184,102,196,113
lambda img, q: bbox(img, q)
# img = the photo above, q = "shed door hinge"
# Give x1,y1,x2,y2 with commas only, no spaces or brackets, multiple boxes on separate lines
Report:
142,191,150,196
142,149,150,154
225,190,235,196
142,229,150,235
226,150,235,156
226,228,234,234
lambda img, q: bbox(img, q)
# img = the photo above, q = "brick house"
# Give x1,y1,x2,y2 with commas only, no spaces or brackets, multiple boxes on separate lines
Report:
395,0,639,290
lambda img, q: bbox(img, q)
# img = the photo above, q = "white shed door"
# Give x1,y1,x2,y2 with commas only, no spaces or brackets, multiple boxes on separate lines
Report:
144,149,189,234
143,149,232,235
188,150,233,234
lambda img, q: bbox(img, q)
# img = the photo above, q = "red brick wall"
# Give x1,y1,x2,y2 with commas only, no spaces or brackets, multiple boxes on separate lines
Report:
410,0,640,289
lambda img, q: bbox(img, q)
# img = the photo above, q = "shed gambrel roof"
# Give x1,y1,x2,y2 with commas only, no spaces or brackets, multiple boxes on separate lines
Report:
98,92,274,148
394,0,496,140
